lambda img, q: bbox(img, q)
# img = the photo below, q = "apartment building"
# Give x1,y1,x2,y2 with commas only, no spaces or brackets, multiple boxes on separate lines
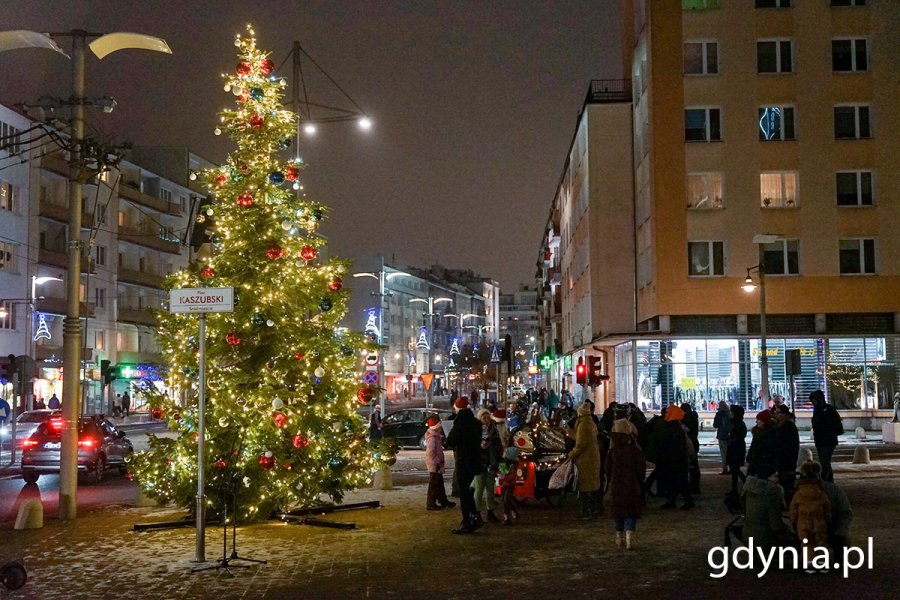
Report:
538,0,899,423
499,284,541,386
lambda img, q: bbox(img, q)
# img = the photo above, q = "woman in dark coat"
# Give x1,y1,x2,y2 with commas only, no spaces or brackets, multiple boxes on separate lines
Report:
726,405,748,496
605,419,646,550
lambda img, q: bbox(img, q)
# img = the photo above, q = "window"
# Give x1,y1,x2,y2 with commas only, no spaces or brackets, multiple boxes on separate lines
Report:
684,108,721,141
160,188,172,202
684,41,718,75
95,245,107,266
761,240,799,275
94,330,105,350
836,171,873,206
833,39,868,72
839,239,875,274
96,203,107,224
758,106,795,140
834,105,871,139
118,210,125,226
0,301,15,330
831,0,865,6
0,121,21,154
760,172,798,208
688,241,725,277
95,287,106,309
756,0,790,6
686,173,723,209
0,179,17,211
0,241,15,272
757,40,792,73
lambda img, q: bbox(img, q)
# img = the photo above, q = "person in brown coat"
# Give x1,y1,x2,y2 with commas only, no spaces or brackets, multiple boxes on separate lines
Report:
606,418,646,549
790,461,832,571
568,402,601,519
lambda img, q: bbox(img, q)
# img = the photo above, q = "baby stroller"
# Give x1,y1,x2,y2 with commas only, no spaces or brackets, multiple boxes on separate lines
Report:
0,560,27,590
500,421,575,506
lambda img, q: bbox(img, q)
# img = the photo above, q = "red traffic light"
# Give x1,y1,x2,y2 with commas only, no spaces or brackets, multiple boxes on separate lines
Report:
575,357,586,385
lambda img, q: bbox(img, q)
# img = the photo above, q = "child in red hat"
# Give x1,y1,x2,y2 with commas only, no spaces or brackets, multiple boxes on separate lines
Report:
425,416,455,511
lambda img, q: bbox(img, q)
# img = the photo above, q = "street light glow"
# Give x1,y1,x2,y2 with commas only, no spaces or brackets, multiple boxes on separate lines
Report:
303,123,317,135
358,116,372,131
742,276,757,293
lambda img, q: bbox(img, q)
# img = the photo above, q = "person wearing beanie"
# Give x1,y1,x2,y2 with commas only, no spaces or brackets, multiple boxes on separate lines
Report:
742,464,792,551
790,461,832,571
425,416,455,511
746,410,779,480
471,408,502,523
657,404,694,510
606,419,646,549
725,405,748,497
492,409,510,448
772,404,800,498
568,402,602,519
447,397,483,533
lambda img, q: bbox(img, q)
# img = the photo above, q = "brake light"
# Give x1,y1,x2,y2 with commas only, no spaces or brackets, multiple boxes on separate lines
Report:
49,418,64,431
22,439,39,449
78,438,96,449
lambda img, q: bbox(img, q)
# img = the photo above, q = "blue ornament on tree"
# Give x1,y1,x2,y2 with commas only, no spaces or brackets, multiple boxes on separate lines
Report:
269,171,285,185
249,87,264,100
319,297,333,312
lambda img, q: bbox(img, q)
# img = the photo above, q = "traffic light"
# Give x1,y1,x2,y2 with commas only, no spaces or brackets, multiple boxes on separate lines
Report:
786,349,802,376
101,360,116,385
587,355,610,386
575,357,586,385
2,354,15,383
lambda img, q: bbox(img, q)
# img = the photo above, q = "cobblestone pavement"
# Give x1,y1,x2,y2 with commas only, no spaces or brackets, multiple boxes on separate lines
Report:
1,453,898,600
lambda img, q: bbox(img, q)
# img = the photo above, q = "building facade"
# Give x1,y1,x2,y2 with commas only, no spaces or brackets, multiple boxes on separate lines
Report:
538,0,900,424
499,284,541,388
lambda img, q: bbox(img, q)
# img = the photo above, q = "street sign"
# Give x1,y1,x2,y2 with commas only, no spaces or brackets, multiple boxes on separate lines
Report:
420,373,434,390
364,351,378,367
363,371,379,385
169,287,234,314
490,345,500,364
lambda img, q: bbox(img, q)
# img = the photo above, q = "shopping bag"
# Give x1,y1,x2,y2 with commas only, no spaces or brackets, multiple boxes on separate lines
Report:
548,459,574,490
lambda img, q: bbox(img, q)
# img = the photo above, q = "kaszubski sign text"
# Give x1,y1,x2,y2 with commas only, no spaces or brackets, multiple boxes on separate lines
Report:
169,287,235,314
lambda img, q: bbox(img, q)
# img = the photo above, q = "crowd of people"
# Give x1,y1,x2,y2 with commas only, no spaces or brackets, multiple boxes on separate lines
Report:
417,387,855,568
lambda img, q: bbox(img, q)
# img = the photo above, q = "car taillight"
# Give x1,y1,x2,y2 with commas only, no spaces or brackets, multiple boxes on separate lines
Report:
22,439,39,449
49,418,64,431
78,438,96,448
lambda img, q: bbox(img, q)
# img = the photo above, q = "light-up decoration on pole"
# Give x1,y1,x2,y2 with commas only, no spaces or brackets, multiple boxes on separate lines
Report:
416,327,429,350
33,313,51,342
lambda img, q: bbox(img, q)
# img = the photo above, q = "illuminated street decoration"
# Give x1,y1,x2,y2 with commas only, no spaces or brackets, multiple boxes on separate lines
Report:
33,313,51,341
364,308,380,338
416,326,429,350
759,107,781,140
539,354,553,370
449,337,460,356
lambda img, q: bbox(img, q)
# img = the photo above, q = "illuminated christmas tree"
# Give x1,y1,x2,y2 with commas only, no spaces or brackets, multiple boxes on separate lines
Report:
131,26,376,521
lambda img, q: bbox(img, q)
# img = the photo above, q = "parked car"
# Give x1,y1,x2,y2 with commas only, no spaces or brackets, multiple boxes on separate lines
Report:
381,408,453,449
0,410,61,451
20,415,133,484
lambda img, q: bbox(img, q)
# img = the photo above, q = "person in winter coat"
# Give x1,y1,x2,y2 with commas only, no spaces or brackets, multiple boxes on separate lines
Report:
746,410,779,478
446,397,483,534
823,475,853,570
568,402,602,519
713,400,733,474
726,405,748,496
772,404,800,498
680,403,701,494
424,417,455,511
790,461,832,566
547,389,560,420
492,409,510,449
497,446,520,525
657,405,694,510
810,390,843,483
606,419,646,550
640,408,667,498
472,408,502,523
742,464,793,550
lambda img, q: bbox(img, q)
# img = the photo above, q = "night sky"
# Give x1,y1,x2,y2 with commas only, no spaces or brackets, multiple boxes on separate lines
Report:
0,1,622,290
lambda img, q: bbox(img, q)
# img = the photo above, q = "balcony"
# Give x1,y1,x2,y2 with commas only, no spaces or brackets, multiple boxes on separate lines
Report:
119,181,169,213
584,79,632,105
40,152,69,177
168,201,183,216
39,197,95,225
35,296,95,318
118,223,180,254
118,306,158,327
37,248,95,273
117,266,165,289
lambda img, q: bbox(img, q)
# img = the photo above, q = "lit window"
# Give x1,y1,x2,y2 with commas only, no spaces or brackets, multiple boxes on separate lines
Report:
684,41,718,75
757,40,793,73
758,106,795,140
839,239,876,274
0,241,15,272
0,302,15,330
686,173,723,209
836,171,873,206
760,172,798,208
688,241,725,277
832,39,868,72
761,240,799,275
684,108,721,142
834,105,871,139
0,179,17,211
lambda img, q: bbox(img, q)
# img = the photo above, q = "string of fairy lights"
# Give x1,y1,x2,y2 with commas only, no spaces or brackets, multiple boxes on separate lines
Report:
130,26,381,520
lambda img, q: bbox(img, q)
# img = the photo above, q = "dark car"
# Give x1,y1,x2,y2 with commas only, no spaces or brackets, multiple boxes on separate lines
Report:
20,415,133,484
381,408,453,449
1,410,61,451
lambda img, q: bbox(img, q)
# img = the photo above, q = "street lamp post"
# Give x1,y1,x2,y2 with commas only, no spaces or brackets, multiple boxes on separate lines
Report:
0,28,171,521
410,297,452,408
742,234,782,408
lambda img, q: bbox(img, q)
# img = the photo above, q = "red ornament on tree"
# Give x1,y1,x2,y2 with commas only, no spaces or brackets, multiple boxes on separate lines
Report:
259,58,275,75
214,458,227,470
266,244,285,260
293,351,305,360
215,175,227,187
201,265,216,278
273,411,287,428
236,61,252,75
284,165,300,181
300,245,317,261
258,453,275,470
292,434,310,449
238,89,250,102
328,277,343,291
237,193,253,207
248,114,265,129
356,387,374,404
225,331,241,346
